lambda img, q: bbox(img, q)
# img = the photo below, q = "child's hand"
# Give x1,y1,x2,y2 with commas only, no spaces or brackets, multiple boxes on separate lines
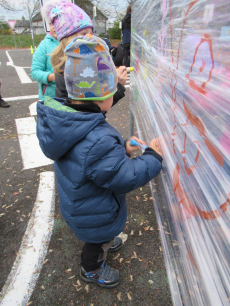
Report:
117,66,127,87
126,136,147,155
149,138,162,156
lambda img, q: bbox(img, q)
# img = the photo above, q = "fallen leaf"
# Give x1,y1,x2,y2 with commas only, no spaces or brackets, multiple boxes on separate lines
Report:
130,275,133,281
119,258,124,263
113,253,120,260
65,268,72,273
41,285,45,290
149,197,153,200
150,227,154,231
148,280,153,285
130,230,134,235
131,251,137,259
140,222,143,226
127,293,132,301
138,258,143,262
43,259,49,265
118,232,128,243
117,292,122,301
136,196,139,200
85,285,89,292
77,287,82,291
26,302,33,306
136,243,142,246
77,279,81,286
139,231,142,236
68,275,75,279
143,226,150,231
13,192,19,196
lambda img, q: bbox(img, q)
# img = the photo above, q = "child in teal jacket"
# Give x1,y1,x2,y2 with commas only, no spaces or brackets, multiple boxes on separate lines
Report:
31,28,59,100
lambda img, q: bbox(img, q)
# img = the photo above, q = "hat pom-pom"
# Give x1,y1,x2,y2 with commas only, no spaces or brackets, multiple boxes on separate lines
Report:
41,0,63,23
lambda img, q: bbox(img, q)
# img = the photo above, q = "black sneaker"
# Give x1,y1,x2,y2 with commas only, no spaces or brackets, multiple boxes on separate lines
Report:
108,236,123,253
0,99,10,108
81,260,120,288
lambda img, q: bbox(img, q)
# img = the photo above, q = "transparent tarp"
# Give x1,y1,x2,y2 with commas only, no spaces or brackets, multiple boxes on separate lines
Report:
130,0,230,305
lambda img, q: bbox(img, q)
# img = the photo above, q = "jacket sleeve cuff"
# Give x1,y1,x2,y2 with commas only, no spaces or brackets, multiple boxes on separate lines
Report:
117,82,126,94
42,72,51,85
143,147,163,163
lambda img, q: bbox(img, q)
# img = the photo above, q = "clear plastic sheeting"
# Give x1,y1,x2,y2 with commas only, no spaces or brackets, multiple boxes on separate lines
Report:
130,0,230,305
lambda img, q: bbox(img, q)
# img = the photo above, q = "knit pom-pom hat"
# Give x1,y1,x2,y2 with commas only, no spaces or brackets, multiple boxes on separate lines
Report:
64,34,118,101
42,0,94,41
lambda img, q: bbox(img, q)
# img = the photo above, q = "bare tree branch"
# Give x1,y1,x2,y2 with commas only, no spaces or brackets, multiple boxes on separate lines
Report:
0,0,22,11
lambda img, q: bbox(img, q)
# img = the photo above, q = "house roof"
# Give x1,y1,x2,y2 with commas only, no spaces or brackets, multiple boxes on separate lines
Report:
15,20,30,28
32,12,42,22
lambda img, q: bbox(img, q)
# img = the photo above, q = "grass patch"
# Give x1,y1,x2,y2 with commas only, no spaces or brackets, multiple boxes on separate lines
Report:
0,34,46,49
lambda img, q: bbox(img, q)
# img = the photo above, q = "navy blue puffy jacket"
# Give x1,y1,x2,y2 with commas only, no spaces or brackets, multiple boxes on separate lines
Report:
36,99,162,243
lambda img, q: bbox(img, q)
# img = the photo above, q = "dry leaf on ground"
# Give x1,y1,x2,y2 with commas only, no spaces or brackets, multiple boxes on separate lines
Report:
117,292,122,301
127,293,132,300
65,268,71,273
85,284,89,292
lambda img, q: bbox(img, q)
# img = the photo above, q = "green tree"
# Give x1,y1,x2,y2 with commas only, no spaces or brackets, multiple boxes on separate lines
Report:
109,21,121,39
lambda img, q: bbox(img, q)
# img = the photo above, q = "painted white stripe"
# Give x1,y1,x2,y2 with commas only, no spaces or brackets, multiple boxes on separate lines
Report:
0,171,55,306
5,50,32,83
29,102,37,116
5,51,13,66
15,117,53,170
14,66,32,83
4,95,38,102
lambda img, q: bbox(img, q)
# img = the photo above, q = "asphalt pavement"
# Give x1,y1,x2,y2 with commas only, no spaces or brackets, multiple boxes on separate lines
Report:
0,49,172,306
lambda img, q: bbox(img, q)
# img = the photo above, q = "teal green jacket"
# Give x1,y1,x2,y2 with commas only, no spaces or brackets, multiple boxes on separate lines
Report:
30,34,59,100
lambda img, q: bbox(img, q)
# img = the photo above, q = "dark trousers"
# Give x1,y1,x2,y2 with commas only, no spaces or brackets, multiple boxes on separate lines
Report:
81,239,113,272
123,44,130,67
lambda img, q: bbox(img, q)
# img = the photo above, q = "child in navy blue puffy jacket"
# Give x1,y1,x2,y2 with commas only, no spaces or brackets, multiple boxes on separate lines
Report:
37,34,163,288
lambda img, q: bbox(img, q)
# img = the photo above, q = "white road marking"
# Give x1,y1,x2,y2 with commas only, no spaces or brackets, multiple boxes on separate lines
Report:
29,101,37,116
0,171,55,306
5,51,13,66
15,66,32,84
15,117,53,170
5,50,32,84
4,95,38,102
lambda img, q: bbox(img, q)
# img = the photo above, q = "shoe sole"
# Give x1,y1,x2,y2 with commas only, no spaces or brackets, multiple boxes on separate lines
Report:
108,244,123,253
80,274,120,288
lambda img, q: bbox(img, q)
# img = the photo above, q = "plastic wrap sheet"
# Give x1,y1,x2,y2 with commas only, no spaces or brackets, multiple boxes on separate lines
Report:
130,1,230,305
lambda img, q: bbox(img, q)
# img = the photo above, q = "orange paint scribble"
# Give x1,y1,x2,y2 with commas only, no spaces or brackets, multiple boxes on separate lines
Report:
183,100,224,166
186,34,214,95
204,136,224,167
173,163,230,220
198,58,206,75
187,244,200,276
